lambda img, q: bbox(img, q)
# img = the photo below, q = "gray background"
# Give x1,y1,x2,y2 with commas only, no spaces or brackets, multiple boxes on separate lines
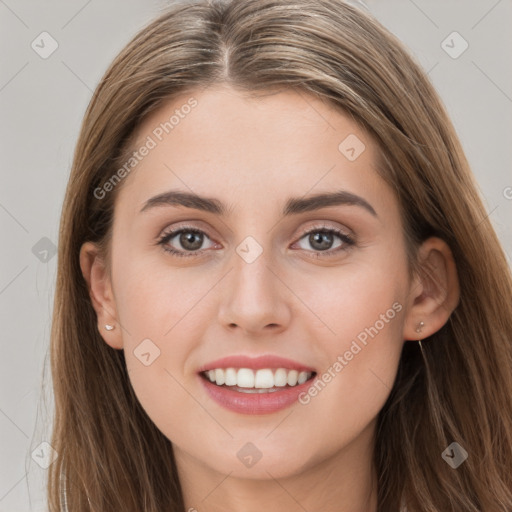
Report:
1,0,511,510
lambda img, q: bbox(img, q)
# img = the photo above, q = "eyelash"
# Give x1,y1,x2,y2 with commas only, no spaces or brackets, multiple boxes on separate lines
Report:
156,223,355,259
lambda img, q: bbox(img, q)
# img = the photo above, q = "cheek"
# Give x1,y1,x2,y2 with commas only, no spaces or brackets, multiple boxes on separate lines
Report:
112,262,217,429
298,255,405,347
124,357,211,451
113,254,217,343
290,257,406,429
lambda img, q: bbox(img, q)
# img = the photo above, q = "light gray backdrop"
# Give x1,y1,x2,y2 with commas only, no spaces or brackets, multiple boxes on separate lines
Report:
1,0,511,510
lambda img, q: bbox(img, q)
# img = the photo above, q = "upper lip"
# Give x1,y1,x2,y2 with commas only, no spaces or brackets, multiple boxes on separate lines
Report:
197,355,316,373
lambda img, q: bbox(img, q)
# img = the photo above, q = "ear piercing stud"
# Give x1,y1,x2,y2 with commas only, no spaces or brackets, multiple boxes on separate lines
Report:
416,321,426,356
105,324,115,331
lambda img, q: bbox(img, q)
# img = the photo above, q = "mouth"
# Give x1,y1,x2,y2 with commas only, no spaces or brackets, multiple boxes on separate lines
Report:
197,355,318,414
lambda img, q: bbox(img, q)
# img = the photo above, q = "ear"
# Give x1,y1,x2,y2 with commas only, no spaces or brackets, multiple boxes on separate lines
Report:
79,241,123,350
403,237,460,341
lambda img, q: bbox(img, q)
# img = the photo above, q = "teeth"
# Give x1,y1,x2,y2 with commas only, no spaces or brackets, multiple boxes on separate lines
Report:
254,369,274,388
204,367,314,389
297,371,308,385
237,368,254,388
225,367,237,386
287,370,298,386
215,368,225,386
274,368,288,387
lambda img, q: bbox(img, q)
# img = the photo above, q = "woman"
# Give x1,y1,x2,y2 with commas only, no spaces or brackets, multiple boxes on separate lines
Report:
47,0,512,510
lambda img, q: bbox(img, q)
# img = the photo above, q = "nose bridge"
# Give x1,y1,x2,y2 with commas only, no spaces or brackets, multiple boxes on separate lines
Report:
218,231,290,331
232,233,279,305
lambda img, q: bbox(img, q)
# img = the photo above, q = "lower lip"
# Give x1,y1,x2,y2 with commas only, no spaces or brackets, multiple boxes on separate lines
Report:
199,374,316,414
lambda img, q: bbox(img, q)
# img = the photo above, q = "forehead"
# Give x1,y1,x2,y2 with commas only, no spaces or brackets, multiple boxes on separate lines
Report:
114,84,388,218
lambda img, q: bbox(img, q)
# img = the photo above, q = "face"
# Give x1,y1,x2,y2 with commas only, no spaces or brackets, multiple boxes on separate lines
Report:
94,84,414,480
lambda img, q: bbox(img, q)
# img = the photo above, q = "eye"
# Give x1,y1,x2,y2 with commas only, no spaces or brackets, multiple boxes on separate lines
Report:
157,226,216,258
292,225,355,258
156,223,355,259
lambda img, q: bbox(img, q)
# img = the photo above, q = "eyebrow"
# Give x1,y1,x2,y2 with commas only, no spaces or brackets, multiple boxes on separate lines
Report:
140,189,377,217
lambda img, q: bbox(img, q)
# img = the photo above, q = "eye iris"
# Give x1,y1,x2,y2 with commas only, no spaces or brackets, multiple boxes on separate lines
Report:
310,231,333,251
180,231,203,251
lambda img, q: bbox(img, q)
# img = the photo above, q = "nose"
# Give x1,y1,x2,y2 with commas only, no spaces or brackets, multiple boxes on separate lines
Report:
217,244,292,336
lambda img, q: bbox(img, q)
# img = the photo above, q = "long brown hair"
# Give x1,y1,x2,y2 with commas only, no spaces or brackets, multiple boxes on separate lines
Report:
47,0,512,510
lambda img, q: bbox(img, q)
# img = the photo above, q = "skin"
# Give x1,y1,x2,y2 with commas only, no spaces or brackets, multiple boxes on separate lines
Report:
80,84,459,512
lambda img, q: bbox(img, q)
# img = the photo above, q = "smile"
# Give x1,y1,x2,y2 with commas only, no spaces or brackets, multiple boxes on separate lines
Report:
197,355,317,414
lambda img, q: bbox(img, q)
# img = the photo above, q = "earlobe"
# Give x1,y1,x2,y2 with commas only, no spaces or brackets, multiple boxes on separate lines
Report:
79,241,124,350
403,237,460,341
